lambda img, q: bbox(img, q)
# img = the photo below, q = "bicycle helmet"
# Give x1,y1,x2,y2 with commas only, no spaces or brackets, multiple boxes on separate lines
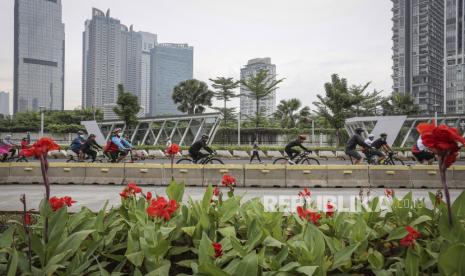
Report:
380,133,387,137
112,128,122,134
354,128,364,134
201,134,209,140
368,134,375,139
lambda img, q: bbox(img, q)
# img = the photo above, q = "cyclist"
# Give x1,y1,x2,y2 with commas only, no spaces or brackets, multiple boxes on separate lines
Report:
80,134,102,162
70,131,85,160
370,133,392,164
345,128,372,165
20,132,31,150
189,134,214,163
411,136,434,165
285,135,310,164
104,128,134,162
364,134,375,147
0,135,17,160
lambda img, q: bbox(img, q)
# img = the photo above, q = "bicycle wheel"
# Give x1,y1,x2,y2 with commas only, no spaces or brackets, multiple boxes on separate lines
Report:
300,158,320,165
390,157,404,165
176,158,193,164
205,158,224,165
273,158,289,165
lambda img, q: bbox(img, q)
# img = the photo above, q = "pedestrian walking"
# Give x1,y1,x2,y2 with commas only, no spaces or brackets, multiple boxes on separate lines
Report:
250,139,264,164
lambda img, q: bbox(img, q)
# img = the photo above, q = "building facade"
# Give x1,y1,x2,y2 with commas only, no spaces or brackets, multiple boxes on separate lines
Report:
240,58,277,119
139,32,157,115
0,92,9,116
391,0,444,114
120,25,142,100
445,0,465,114
14,0,65,113
150,43,193,116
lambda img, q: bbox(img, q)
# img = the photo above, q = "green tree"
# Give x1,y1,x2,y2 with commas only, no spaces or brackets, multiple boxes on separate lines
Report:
381,92,420,115
350,86,384,116
240,69,284,133
274,98,311,129
113,84,141,130
209,77,240,126
172,79,214,114
313,74,361,147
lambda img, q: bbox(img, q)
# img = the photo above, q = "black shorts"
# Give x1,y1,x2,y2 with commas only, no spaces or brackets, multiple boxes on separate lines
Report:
345,149,361,160
71,149,80,155
369,149,385,158
413,151,435,162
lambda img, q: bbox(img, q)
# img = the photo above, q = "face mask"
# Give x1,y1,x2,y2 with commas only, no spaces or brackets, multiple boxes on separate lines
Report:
80,135,84,138
117,133,122,137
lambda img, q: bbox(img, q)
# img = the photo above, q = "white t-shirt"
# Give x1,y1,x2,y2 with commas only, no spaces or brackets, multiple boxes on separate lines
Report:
364,138,374,147
417,137,427,151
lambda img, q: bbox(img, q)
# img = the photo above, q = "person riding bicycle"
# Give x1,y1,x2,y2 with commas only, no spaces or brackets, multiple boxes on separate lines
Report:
70,131,86,159
369,133,392,164
189,134,214,163
21,132,31,150
285,135,310,164
364,134,375,147
345,128,372,165
80,134,102,162
104,128,134,162
0,135,17,160
411,136,435,165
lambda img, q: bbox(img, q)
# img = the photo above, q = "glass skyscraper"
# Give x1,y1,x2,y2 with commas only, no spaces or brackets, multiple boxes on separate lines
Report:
150,43,193,116
139,32,157,115
14,0,65,113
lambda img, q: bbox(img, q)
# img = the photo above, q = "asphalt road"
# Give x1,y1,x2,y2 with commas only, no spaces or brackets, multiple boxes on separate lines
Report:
0,185,462,212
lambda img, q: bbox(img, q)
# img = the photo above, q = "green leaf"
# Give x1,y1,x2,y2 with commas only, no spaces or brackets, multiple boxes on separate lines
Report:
54,230,94,259
0,227,14,248
219,198,240,223
262,236,283,248
199,232,214,265
368,250,384,270
218,226,236,238
386,227,407,241
234,252,258,276
295,266,318,276
146,259,171,276
166,181,185,203
230,237,247,257
198,262,229,276
438,243,465,275
7,248,18,276
410,215,431,226
202,184,214,210
160,226,176,238
182,226,196,237
44,250,71,274
405,247,419,276
246,219,263,252
452,190,465,218
278,261,300,271
331,243,359,270
126,251,144,267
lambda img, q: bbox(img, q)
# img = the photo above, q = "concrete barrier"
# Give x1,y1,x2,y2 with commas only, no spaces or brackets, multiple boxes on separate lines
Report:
335,151,348,160
148,150,166,158
410,165,451,188
204,164,244,187
0,163,10,184
233,150,250,158
168,164,203,186
318,151,335,159
216,150,233,158
124,163,163,185
327,165,369,188
48,162,86,185
266,151,283,158
452,165,465,188
286,165,327,188
244,164,286,187
84,163,125,185
8,163,43,184
369,165,411,188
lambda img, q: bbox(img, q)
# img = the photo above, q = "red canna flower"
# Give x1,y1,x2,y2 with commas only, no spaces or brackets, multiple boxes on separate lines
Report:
127,182,142,193
165,144,181,156
298,188,311,198
49,196,76,211
221,174,236,187
20,137,60,158
400,226,421,247
213,187,220,196
384,188,394,199
24,212,31,225
119,189,130,199
146,196,179,221
417,121,465,168
146,191,152,201
212,242,223,258
297,206,321,225
326,201,334,217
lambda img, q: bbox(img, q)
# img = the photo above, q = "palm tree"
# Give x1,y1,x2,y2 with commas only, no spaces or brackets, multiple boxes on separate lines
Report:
113,84,141,131
274,98,311,128
172,79,214,114
381,93,420,115
209,77,240,126
240,69,285,132
313,74,361,147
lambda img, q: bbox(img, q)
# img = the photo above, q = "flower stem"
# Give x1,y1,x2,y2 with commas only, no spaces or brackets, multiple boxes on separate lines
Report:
20,194,32,272
438,154,453,225
39,154,50,243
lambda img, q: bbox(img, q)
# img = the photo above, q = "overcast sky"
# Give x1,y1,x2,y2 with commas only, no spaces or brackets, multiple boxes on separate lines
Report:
0,0,393,111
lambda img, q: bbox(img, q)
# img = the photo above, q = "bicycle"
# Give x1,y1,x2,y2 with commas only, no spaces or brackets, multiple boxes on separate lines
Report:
66,150,104,163
1,146,28,162
273,151,320,165
176,154,224,164
380,151,405,165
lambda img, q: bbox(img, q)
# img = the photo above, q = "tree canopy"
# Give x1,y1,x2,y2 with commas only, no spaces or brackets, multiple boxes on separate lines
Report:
210,77,240,126
113,84,141,129
172,79,214,114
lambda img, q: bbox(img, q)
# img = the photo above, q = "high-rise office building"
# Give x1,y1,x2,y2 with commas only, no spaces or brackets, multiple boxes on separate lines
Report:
82,8,143,110
14,0,65,113
445,0,465,114
150,43,193,116
139,32,157,115
0,91,9,115
240,58,277,118
391,0,444,114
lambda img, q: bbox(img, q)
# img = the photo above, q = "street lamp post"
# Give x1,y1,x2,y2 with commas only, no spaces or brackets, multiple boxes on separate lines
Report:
433,103,440,125
237,111,241,146
39,106,45,137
